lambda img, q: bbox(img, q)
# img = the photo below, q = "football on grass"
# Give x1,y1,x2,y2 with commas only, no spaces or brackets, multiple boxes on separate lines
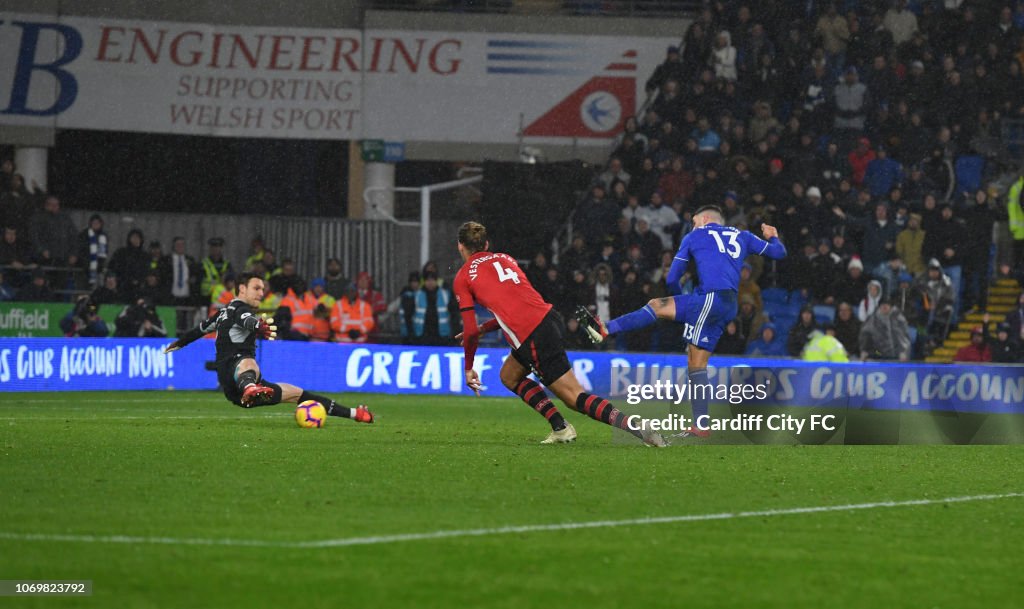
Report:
295,400,327,428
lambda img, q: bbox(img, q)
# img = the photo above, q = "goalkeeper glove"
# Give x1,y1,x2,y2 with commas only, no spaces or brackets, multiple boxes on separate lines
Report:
255,316,278,340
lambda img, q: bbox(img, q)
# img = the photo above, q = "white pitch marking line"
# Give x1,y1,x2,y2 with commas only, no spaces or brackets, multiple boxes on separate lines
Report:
0,493,1019,549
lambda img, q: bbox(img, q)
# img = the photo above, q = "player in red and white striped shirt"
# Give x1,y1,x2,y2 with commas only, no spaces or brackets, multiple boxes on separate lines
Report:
453,221,665,447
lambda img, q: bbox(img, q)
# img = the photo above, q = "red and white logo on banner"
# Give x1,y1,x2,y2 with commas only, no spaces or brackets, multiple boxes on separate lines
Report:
523,51,636,138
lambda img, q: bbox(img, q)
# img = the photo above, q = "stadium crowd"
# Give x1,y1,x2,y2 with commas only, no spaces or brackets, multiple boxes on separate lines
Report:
3,2,1024,362
0,173,455,344
539,0,1024,362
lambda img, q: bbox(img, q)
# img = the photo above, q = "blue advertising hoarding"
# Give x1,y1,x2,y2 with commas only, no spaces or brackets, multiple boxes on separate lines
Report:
1,338,1022,415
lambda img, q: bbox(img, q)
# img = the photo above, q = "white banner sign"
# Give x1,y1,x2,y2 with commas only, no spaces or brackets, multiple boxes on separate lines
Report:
0,13,675,143
362,29,675,145
0,13,362,139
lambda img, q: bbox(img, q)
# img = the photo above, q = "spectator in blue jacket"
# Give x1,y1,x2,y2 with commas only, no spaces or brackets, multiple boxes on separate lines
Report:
745,322,787,356
691,116,721,154
864,145,904,198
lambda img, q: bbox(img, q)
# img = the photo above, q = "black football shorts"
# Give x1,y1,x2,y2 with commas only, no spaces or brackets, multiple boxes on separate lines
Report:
510,309,573,386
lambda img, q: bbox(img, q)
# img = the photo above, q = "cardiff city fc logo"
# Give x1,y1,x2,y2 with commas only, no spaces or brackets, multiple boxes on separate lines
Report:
521,49,637,139
580,91,621,133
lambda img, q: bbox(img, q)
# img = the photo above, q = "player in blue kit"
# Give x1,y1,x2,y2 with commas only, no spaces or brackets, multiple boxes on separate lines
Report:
577,205,787,436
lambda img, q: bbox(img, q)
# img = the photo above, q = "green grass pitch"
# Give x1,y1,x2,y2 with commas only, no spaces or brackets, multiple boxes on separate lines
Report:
1,391,1021,608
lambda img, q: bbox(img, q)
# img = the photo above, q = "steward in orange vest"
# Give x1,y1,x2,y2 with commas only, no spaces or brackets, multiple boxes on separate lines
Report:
279,280,317,340
330,283,375,343
309,278,336,342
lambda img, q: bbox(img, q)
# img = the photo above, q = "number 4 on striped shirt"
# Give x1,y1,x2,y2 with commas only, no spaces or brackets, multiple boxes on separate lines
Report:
493,261,521,284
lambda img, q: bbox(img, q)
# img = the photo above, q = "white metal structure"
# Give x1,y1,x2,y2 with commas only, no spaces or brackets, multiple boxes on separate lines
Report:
364,173,483,268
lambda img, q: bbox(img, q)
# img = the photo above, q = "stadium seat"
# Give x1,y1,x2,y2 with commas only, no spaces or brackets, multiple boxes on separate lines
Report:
762,288,789,304
762,301,789,321
772,314,796,336
954,155,984,194
789,290,808,305
813,305,835,325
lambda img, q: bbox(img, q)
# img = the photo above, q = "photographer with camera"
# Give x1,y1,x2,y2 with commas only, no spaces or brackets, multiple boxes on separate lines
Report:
60,295,109,337
114,297,167,338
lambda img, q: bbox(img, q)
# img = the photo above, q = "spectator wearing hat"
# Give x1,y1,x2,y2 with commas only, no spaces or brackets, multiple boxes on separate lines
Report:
857,279,885,322
394,271,420,344
746,322,786,357
410,272,449,346
200,237,233,301
645,45,686,95
711,30,738,81
954,326,992,362
826,256,869,307
859,298,911,361
736,293,767,343
802,186,836,240
721,191,747,226
990,322,1023,363
916,258,956,340
901,162,935,203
